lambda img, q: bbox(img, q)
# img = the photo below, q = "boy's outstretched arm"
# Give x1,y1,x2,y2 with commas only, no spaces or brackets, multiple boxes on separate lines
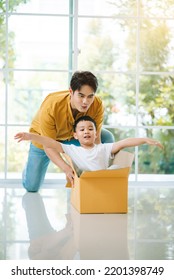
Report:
111,137,163,154
14,132,64,153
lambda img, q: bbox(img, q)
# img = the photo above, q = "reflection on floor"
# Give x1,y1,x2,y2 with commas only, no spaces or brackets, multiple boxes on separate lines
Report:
0,184,174,260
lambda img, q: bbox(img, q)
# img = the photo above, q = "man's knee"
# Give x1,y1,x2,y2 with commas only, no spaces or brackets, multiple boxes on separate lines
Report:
22,149,49,192
22,168,41,192
22,181,40,192
101,128,115,143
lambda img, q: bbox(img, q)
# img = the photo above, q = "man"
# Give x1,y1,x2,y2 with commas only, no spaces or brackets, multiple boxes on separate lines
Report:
22,71,114,192
15,116,163,189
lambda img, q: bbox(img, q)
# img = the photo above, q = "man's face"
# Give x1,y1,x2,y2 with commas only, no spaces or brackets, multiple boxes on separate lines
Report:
70,85,95,112
74,120,97,146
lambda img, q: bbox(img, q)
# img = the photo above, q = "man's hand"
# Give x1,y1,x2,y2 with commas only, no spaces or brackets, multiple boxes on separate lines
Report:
14,132,31,142
64,165,75,187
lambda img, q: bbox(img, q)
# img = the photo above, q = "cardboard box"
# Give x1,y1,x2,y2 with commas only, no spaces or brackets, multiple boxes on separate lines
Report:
65,150,134,214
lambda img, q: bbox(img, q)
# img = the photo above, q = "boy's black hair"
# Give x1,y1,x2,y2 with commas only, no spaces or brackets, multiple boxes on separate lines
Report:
70,71,98,93
73,116,97,132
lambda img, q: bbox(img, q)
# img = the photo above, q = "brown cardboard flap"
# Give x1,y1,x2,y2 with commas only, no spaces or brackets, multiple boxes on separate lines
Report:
62,153,82,176
80,167,130,178
62,153,73,167
66,181,72,188
113,150,134,168
63,150,134,187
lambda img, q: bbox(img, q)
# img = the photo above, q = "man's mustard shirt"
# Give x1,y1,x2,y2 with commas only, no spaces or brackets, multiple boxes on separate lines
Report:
29,90,104,149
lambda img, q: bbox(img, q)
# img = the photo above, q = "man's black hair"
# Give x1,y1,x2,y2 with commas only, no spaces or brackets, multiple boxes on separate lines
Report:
73,116,97,132
70,71,98,93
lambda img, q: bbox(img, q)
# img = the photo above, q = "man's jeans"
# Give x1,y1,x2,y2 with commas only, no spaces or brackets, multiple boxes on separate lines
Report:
22,128,115,192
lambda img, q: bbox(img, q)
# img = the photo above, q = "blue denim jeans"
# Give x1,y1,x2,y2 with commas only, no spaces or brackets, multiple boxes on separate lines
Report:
22,128,115,192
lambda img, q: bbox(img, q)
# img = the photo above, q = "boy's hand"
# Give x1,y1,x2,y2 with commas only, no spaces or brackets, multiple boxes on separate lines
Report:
146,138,164,149
14,132,31,142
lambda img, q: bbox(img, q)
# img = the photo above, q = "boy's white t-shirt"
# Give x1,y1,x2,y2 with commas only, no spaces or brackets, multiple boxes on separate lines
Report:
60,143,114,171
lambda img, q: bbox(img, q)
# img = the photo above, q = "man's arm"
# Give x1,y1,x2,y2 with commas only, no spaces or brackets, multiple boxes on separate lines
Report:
93,96,104,144
43,147,74,185
14,132,75,185
111,137,163,154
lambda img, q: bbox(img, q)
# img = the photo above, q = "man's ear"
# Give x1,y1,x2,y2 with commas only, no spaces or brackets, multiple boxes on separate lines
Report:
69,87,73,95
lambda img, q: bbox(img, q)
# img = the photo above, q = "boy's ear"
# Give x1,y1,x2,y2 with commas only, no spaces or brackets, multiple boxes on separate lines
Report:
95,131,99,141
73,132,78,139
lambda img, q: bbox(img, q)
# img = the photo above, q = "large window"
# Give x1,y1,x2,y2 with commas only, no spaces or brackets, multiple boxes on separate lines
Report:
1,0,174,181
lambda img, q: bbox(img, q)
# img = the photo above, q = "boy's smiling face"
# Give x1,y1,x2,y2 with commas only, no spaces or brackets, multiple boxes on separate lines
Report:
73,120,97,148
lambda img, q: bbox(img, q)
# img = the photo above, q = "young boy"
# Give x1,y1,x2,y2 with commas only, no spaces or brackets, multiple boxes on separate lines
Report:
15,116,163,187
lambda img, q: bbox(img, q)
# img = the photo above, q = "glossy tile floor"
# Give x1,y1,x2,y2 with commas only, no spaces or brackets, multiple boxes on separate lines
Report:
0,183,174,260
